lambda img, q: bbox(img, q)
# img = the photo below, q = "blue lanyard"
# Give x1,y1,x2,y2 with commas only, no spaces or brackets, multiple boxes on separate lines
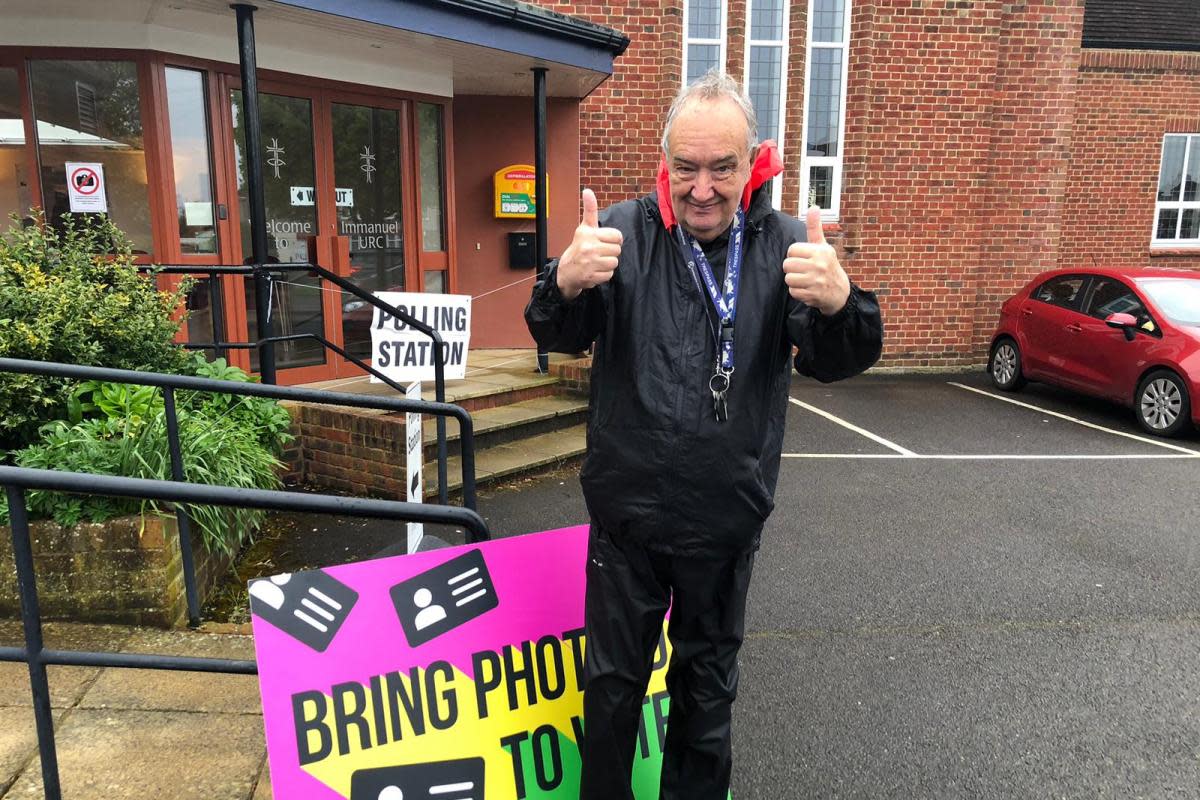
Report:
677,208,745,372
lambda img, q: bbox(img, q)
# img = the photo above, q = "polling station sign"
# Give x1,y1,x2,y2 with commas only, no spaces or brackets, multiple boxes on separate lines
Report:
370,292,471,383
250,526,678,799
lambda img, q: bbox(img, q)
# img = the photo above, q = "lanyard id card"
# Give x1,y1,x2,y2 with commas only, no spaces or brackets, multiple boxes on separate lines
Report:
677,208,745,422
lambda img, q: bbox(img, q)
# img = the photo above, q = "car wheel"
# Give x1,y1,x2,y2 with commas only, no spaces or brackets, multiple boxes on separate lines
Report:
1135,370,1192,437
990,338,1026,391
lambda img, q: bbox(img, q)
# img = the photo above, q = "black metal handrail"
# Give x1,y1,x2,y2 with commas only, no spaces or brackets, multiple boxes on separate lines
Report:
188,333,410,396
146,260,453,507
0,465,489,800
0,357,478,627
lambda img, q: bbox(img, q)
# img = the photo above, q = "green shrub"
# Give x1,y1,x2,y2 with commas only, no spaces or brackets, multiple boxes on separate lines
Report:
0,213,188,452
0,213,297,555
1,406,283,556
0,366,296,554
180,353,294,455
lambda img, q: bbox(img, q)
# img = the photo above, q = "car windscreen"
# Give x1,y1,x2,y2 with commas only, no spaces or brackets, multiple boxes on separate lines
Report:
1136,278,1200,326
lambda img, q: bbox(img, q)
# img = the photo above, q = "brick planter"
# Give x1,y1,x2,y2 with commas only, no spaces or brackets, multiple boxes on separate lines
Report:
284,404,410,499
0,513,234,628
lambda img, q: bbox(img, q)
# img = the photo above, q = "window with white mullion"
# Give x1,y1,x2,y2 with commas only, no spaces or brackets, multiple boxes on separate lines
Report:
684,0,727,86
746,0,789,207
1153,134,1200,247
800,0,851,218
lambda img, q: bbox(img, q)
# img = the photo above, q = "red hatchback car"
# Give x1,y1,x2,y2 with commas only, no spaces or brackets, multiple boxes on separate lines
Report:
989,267,1200,437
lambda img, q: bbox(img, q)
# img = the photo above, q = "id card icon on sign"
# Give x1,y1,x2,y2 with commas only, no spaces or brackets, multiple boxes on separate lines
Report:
390,549,498,647
350,757,484,800
248,570,357,652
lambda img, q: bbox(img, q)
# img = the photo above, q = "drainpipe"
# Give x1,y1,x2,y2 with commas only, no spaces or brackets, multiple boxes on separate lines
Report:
532,67,549,374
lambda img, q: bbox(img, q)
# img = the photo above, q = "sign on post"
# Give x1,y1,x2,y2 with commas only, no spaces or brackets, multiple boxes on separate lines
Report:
250,526,678,799
66,162,107,213
406,380,424,553
369,292,472,383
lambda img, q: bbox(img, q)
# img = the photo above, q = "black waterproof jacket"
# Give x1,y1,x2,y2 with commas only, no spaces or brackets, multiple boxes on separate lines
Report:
525,187,883,555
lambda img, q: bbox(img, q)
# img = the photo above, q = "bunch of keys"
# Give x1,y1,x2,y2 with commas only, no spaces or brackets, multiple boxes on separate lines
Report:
709,367,731,422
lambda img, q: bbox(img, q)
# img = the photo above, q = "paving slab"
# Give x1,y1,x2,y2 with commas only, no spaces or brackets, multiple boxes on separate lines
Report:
0,706,69,796
78,630,260,714
251,759,272,800
0,623,136,710
3,709,264,800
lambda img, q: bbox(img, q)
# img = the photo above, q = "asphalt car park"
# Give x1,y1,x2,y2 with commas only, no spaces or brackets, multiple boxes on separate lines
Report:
476,370,1200,799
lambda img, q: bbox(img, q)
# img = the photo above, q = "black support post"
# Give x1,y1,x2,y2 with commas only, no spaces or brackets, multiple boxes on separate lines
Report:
6,487,62,800
163,388,201,627
532,67,549,375
233,2,276,384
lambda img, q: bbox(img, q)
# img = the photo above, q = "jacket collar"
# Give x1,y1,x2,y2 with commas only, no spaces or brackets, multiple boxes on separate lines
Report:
653,139,784,231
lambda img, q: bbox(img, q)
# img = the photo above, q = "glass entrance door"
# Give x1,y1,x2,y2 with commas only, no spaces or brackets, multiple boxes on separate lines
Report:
230,87,327,373
216,80,443,384
329,102,406,364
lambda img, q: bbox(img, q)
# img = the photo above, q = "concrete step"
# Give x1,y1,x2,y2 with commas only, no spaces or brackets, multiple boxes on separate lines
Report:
301,365,569,415
420,394,589,458
423,423,587,498
443,375,566,415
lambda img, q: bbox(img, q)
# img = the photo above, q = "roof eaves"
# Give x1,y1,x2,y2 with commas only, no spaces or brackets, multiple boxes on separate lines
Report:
425,0,630,56
1082,37,1200,54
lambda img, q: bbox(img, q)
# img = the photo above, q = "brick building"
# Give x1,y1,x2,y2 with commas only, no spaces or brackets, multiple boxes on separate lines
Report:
545,0,1200,367
2,0,1196,373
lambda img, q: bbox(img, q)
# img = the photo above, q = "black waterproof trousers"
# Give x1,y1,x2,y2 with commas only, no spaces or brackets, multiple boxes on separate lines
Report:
579,523,755,800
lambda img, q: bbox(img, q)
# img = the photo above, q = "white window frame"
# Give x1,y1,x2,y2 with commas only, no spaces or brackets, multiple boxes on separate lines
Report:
1152,133,1200,250
798,0,851,221
743,0,790,208
682,0,728,87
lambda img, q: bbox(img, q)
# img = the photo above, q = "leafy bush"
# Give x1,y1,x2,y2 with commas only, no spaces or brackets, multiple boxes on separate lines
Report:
180,353,294,455
0,214,297,554
0,213,188,452
64,355,295,455
0,362,296,553
1,406,283,556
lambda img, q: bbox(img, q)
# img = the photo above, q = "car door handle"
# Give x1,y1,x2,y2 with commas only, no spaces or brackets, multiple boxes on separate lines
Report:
1021,308,1034,317
1066,323,1082,333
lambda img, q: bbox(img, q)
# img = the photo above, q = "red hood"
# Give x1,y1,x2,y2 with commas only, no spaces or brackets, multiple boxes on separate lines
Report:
655,140,784,229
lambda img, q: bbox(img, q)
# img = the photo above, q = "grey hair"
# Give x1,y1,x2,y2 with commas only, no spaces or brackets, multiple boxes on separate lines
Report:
661,69,759,155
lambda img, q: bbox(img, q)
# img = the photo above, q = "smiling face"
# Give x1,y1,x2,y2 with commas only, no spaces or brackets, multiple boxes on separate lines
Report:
666,96,757,243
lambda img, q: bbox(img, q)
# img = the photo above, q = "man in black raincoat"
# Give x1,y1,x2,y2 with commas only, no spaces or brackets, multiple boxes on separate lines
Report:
525,71,883,799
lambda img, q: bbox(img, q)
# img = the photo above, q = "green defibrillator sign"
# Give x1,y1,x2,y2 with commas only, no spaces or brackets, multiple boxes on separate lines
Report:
494,165,547,219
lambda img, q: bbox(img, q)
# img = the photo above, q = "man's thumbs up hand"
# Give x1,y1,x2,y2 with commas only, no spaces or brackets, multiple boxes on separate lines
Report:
557,188,624,300
782,206,851,316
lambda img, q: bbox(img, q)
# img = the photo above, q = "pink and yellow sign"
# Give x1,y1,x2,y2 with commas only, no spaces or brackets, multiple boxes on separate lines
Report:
250,525,673,799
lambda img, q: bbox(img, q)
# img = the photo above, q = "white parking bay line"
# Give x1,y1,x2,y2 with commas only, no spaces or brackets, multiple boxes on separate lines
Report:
788,397,917,456
947,382,1200,456
781,453,1199,459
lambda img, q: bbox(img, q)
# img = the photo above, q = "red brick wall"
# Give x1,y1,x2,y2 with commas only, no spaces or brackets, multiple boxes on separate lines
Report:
1062,49,1200,272
520,0,1196,368
541,0,683,209
779,0,812,216
968,0,1085,354
726,0,748,80
837,0,1084,367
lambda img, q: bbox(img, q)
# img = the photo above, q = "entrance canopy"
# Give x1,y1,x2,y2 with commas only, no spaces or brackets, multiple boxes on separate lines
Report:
0,0,629,98
274,0,630,94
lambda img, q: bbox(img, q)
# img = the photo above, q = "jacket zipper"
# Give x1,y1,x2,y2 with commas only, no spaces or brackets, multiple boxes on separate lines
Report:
676,230,720,353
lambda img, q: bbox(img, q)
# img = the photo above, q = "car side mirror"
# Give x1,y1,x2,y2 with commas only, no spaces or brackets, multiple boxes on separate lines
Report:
1105,312,1137,341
